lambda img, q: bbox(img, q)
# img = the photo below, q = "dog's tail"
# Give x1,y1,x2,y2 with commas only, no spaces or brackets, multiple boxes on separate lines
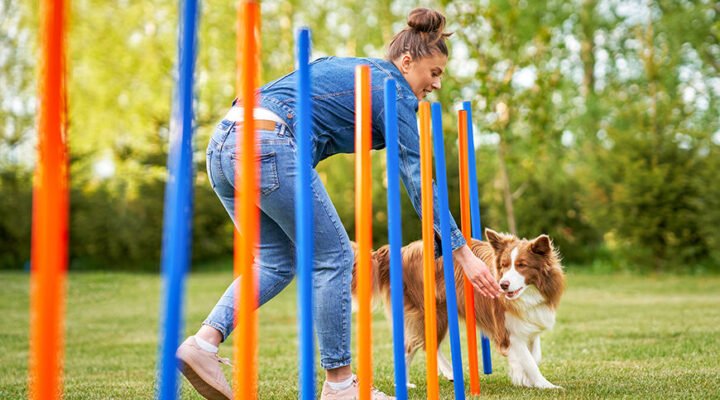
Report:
371,244,391,295
350,242,388,312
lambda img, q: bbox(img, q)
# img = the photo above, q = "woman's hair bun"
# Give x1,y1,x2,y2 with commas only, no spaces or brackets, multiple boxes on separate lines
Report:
386,7,451,60
407,8,445,33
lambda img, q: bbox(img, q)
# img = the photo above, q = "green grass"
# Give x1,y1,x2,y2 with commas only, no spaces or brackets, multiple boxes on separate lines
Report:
1,270,719,399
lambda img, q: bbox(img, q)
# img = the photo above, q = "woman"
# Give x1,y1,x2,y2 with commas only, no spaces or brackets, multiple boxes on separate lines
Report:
177,8,502,400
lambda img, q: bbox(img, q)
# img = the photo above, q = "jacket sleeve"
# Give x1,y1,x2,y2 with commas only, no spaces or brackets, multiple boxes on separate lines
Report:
393,103,466,259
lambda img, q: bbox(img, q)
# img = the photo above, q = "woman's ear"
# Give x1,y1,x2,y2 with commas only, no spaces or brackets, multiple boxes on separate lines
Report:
399,53,413,74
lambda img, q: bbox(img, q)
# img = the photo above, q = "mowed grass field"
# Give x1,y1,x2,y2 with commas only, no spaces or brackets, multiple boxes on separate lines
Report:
1,270,719,399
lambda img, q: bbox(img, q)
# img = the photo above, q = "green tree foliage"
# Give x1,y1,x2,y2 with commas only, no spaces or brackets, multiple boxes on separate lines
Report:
572,1,720,271
0,167,32,269
444,0,603,261
1,0,35,270
0,0,717,272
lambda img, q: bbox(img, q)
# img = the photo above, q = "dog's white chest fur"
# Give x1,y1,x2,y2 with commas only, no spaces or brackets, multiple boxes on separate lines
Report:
505,285,556,338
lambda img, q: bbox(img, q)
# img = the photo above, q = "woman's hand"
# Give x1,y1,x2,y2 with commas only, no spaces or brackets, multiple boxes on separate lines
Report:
453,245,502,298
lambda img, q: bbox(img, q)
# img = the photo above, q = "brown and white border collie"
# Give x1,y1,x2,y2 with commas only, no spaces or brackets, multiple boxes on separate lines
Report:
351,228,565,389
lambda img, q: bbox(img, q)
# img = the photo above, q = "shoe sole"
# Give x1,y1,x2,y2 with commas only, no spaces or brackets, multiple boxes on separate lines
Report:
178,358,231,400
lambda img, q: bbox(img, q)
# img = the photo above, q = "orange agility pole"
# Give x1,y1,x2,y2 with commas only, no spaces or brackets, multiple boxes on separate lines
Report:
355,64,373,400
29,0,69,399
419,102,439,400
458,109,480,395
234,1,261,398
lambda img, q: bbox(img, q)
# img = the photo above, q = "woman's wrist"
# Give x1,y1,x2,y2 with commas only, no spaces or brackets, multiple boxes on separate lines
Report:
452,245,474,265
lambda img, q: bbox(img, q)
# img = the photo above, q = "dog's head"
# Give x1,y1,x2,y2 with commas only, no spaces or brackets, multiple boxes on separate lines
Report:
485,228,565,307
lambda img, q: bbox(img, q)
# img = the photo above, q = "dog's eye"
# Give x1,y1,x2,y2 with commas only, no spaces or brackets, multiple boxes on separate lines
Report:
517,263,527,268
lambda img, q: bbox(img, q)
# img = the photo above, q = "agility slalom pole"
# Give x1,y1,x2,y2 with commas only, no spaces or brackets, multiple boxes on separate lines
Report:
236,1,261,94
383,79,407,400
29,0,68,398
462,101,493,375
457,109,480,395
296,28,315,400
235,1,261,398
157,0,200,397
418,102,439,400
431,103,466,400
355,64,373,400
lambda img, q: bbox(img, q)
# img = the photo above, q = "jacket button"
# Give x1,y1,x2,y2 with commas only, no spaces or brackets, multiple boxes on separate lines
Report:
287,113,293,119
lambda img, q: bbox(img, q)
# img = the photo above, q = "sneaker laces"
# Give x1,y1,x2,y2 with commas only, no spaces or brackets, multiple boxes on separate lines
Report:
344,376,393,400
215,354,232,367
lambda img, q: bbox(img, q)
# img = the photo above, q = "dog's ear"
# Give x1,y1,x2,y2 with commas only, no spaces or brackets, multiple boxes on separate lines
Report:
530,234,551,256
485,228,506,253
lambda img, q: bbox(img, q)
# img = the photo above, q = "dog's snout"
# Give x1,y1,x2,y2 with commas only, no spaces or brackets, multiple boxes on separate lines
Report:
500,280,510,291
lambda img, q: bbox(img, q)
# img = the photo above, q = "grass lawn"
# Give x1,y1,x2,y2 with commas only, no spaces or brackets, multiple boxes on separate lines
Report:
1,269,719,399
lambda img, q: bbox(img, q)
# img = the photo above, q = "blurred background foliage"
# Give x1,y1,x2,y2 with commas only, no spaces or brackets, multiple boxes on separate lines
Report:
1,0,718,272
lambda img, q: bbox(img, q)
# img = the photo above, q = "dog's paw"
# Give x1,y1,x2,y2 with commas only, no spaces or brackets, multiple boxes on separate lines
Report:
439,371,454,382
534,379,562,389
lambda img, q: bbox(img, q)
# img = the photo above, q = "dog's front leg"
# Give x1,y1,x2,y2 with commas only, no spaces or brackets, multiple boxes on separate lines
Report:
436,351,454,382
404,345,420,389
507,342,532,388
507,335,560,389
530,335,541,364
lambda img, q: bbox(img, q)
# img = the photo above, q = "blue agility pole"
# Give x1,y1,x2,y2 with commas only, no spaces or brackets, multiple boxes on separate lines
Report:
384,79,407,400
295,27,315,400
462,100,493,375
157,0,200,398
431,103,465,400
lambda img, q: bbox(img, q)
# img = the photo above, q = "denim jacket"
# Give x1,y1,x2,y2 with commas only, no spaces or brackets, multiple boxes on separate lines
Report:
258,56,466,256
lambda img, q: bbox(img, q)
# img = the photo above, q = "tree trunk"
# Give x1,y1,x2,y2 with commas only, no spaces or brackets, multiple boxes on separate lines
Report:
497,134,517,236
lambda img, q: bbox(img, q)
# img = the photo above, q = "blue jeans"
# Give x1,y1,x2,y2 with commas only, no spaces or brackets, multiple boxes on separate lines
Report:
203,118,353,370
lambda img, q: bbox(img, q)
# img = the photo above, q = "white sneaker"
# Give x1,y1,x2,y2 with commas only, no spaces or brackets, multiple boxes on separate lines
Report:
176,336,233,400
320,375,395,400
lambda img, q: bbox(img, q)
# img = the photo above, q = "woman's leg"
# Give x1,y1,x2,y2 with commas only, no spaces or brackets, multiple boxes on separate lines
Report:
230,129,354,379
199,122,297,343
199,121,353,381
200,211,296,343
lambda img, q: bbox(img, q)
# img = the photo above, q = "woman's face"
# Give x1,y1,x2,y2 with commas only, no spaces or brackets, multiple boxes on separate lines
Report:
395,52,448,100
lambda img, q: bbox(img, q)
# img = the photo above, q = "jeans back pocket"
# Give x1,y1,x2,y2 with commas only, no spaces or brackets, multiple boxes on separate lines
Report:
230,151,280,196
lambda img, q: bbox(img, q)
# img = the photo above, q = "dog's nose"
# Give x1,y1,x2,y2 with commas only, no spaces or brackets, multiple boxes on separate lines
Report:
500,280,510,291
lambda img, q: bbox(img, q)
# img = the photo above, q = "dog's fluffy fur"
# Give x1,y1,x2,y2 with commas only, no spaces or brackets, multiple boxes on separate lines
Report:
351,228,565,389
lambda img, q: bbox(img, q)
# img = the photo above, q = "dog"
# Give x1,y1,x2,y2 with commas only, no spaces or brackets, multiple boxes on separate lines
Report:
351,228,565,389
